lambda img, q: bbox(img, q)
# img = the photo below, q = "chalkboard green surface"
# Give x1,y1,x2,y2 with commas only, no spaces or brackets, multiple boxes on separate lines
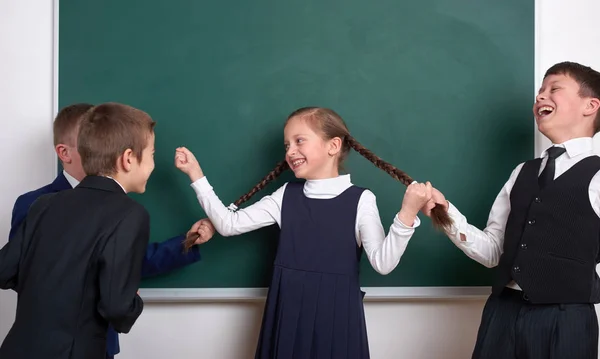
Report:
59,0,534,289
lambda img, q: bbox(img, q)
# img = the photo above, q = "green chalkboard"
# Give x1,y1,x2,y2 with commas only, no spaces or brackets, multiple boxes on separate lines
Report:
59,0,534,288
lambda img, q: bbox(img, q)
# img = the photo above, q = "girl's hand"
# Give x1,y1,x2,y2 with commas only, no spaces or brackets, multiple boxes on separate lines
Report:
397,181,433,226
175,147,204,182
421,187,448,217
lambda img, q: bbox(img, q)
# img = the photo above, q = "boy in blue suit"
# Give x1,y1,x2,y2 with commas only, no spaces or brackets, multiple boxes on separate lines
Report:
9,103,215,359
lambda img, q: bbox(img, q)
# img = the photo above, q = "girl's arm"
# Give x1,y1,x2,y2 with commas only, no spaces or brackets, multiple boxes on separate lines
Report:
175,146,284,236
358,182,432,275
191,177,285,236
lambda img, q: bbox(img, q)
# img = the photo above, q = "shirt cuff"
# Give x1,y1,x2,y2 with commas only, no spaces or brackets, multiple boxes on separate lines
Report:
446,201,472,244
188,244,202,261
394,214,421,229
190,176,212,195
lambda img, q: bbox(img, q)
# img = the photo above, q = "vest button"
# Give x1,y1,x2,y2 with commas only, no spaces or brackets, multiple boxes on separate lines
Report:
528,219,536,225
534,197,541,203
520,243,527,249
513,266,521,272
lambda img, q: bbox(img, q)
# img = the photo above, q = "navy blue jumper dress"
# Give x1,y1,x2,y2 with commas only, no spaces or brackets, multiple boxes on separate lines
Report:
255,182,370,358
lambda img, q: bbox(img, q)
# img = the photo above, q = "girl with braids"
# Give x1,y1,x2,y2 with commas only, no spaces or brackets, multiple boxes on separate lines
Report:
175,107,441,359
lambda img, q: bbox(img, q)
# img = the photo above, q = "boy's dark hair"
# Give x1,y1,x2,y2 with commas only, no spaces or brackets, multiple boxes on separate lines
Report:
545,61,600,132
53,103,94,146
78,102,155,176
182,107,453,250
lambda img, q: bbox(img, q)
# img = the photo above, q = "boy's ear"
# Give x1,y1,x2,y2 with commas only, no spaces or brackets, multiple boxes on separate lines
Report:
328,137,343,156
585,97,600,117
55,144,71,163
119,149,135,172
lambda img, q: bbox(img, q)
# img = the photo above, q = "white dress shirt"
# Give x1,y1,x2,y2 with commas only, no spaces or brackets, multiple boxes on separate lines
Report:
63,170,79,189
191,174,420,275
445,137,600,290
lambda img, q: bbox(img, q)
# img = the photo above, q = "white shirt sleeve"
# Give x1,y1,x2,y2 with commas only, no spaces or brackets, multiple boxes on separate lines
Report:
356,190,420,275
444,163,524,268
589,171,600,218
190,177,286,236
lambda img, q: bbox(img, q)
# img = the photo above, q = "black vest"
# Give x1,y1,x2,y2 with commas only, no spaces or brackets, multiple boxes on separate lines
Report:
492,156,600,304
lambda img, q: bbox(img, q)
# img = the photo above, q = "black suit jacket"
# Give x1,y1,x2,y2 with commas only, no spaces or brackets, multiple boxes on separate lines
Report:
7,172,202,356
0,176,149,359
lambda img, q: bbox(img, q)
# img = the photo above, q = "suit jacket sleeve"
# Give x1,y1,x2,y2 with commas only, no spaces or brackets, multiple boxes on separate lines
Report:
9,194,32,241
1,194,54,290
97,205,150,334
141,235,201,278
0,217,25,290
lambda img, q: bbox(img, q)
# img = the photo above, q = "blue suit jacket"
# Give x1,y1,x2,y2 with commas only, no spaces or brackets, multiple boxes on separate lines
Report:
9,173,201,357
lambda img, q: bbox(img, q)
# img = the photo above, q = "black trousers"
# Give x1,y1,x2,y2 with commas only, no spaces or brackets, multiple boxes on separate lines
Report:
472,288,598,359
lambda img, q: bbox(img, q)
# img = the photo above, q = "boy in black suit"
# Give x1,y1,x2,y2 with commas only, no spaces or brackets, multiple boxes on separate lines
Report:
0,103,178,359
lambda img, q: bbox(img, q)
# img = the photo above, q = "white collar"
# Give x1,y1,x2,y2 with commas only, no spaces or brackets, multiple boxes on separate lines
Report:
63,170,80,189
303,174,352,196
540,137,593,159
103,175,127,193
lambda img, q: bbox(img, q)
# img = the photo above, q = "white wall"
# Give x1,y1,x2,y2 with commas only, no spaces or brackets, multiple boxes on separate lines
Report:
1,0,599,358
534,0,600,155
0,0,56,343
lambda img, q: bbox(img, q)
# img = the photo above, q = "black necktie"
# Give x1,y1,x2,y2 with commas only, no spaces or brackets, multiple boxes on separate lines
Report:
538,146,566,189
